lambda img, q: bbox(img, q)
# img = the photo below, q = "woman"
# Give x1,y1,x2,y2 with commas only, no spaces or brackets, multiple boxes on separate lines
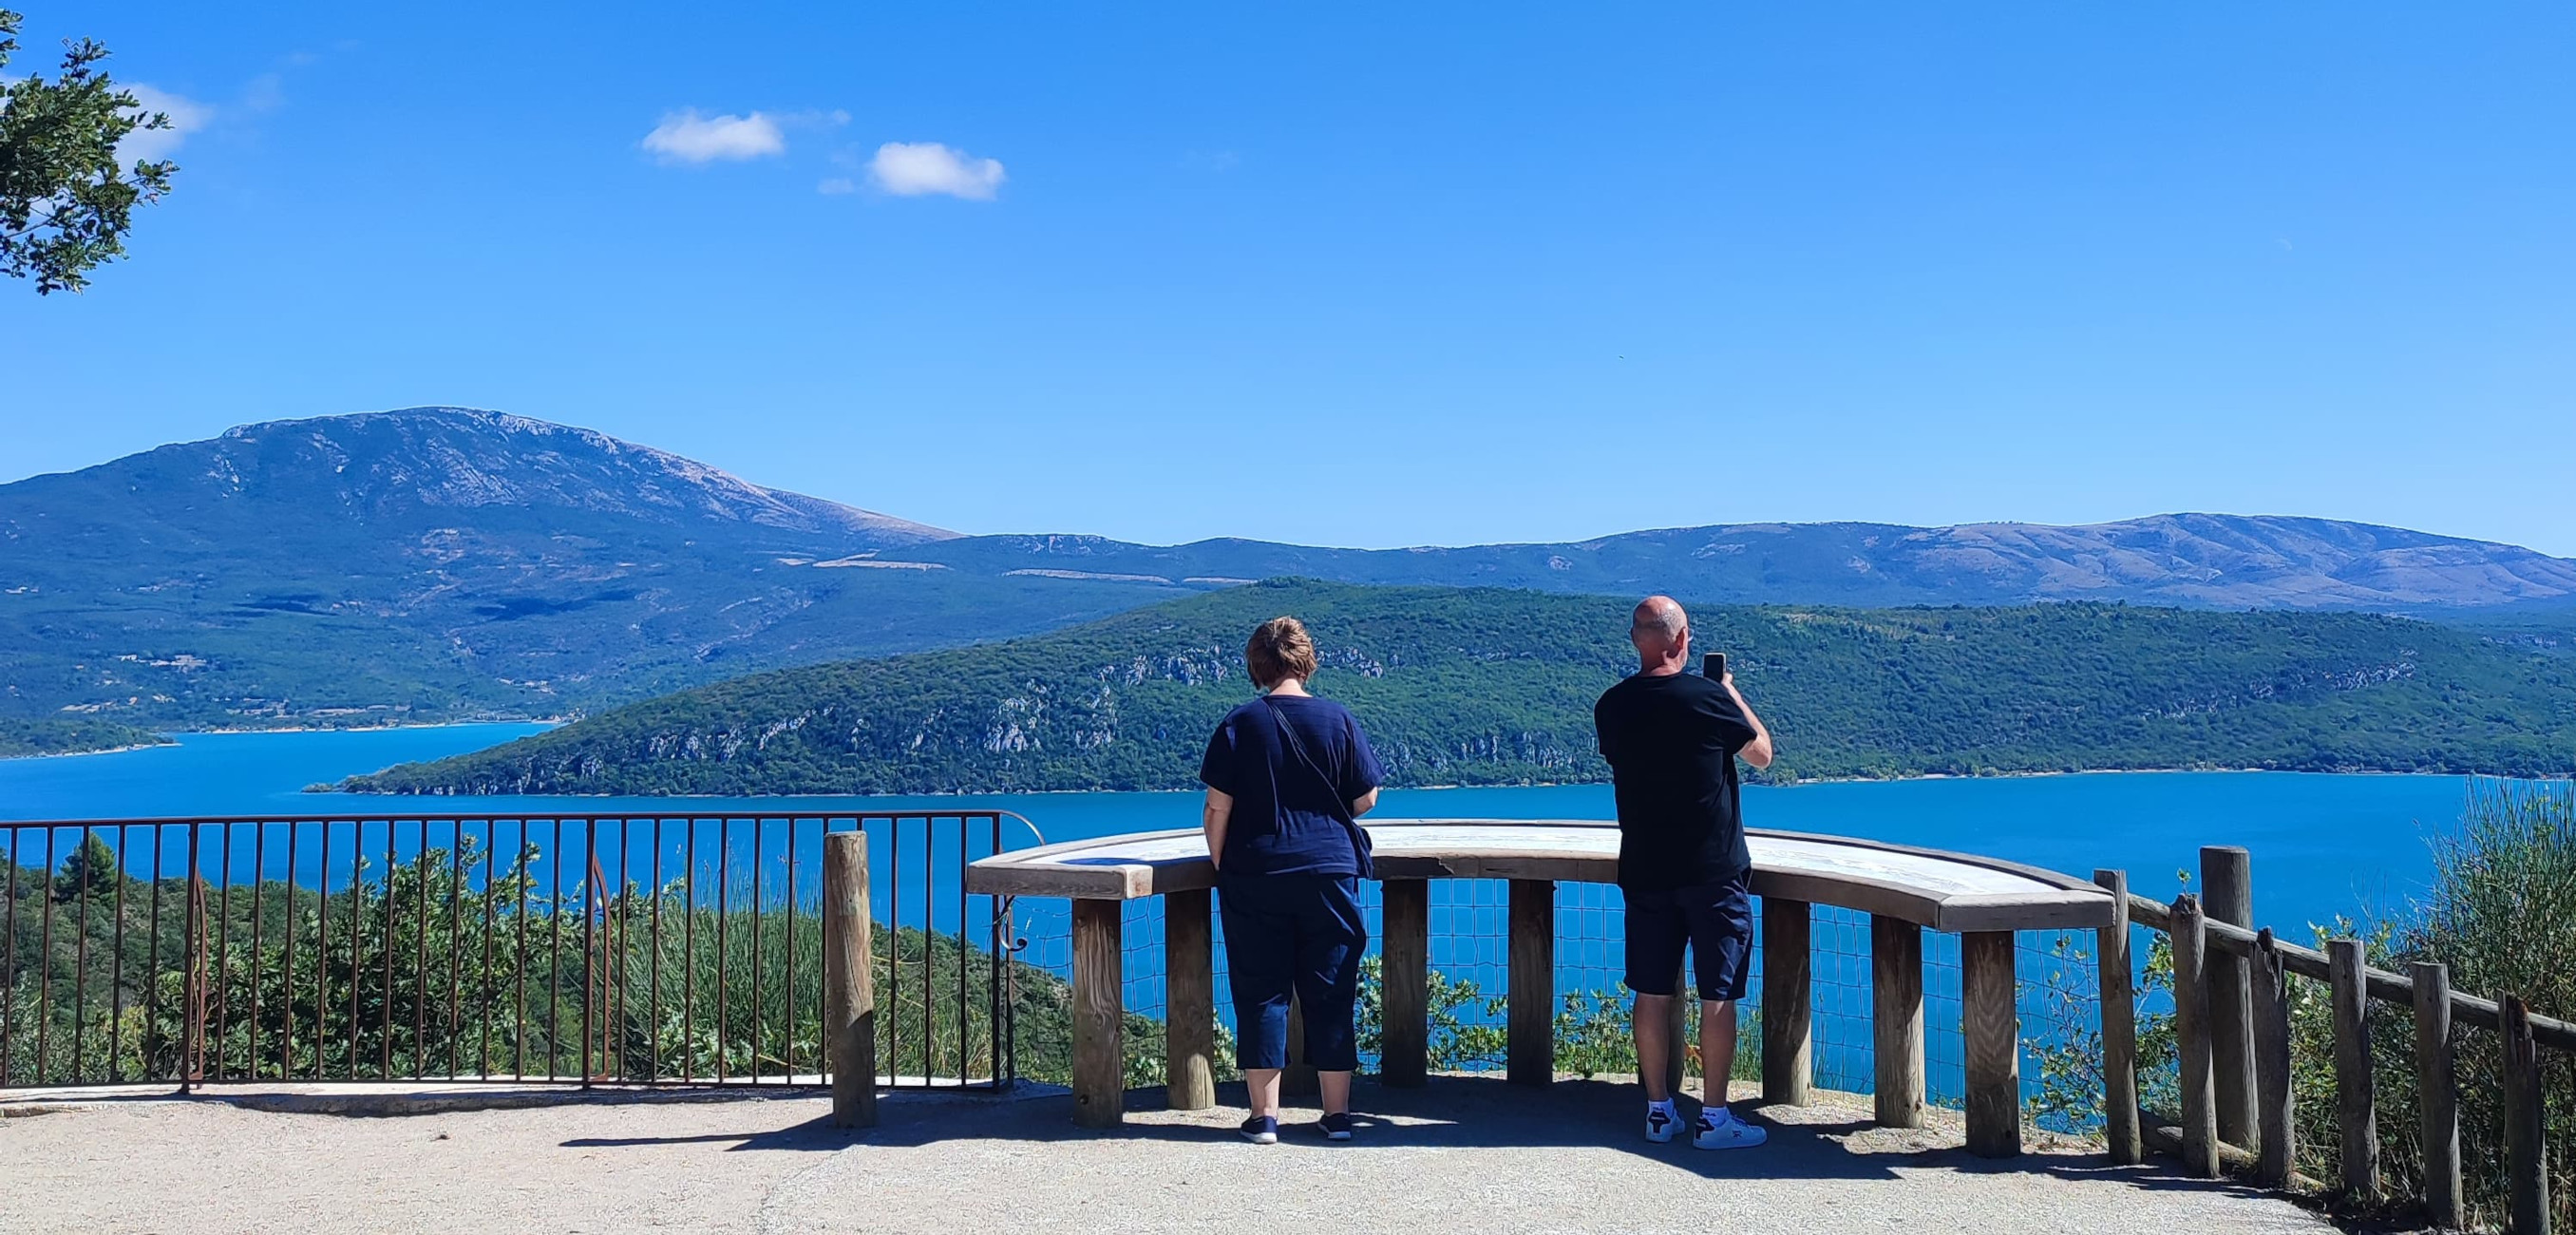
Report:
1200,615,1384,1143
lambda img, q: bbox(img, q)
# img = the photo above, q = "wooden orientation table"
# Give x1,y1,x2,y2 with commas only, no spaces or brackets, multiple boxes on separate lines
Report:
964,819,2114,1156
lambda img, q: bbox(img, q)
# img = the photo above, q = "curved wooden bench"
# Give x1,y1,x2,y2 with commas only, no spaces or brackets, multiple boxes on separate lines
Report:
965,819,2114,1155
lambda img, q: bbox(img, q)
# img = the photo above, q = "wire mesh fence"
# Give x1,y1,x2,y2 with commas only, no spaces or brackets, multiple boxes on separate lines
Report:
1009,877,2104,1129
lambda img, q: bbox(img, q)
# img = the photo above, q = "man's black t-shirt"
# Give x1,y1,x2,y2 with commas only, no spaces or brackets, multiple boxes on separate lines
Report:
1594,671,1758,892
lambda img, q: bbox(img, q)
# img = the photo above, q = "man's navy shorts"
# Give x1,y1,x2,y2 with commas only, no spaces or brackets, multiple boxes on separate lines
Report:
1622,872,1754,1001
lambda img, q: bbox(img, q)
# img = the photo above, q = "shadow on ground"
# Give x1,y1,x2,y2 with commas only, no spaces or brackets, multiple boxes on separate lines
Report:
561,1072,2282,1201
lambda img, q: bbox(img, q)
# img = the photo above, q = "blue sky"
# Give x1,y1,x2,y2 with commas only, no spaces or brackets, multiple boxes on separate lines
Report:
3,3,2570,553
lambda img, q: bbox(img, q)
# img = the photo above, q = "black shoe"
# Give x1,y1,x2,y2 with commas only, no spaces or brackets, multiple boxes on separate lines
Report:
1320,1112,1354,1141
1240,1115,1279,1144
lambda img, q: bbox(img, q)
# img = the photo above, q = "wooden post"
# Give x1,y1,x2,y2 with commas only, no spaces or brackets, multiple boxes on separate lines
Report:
2504,994,2550,1235
2170,894,2219,1178
2413,961,2462,1230
823,831,877,1129
1380,879,1429,1088
1961,930,2021,1159
1507,879,1555,1087
2328,938,2378,1201
1870,914,1924,1129
1762,897,1812,1107
2093,869,2140,1166
1164,887,1216,1112
2203,846,2258,1155
2252,928,2295,1187
1070,898,1125,1128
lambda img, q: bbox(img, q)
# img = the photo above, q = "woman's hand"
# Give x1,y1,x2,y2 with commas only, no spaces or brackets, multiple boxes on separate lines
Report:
1202,787,1233,869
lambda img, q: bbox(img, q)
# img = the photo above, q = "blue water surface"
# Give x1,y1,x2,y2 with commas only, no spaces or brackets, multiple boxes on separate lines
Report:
0,728,2490,1108
0,725,2475,931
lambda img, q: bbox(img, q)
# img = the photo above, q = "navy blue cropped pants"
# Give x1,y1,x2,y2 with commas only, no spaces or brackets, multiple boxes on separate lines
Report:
1218,873,1368,1073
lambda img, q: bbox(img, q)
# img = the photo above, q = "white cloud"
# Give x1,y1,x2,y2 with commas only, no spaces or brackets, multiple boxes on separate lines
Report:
118,85,214,162
867,142,1005,200
641,109,786,164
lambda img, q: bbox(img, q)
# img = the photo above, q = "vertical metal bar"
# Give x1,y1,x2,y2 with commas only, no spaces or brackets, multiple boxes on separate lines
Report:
613,818,629,1080
919,816,934,1087
248,823,267,1081
990,814,1004,1088
717,826,729,1083
481,818,497,1077
213,824,231,1081
887,817,900,1085
684,821,697,1083
276,825,294,1080
579,820,596,1086
37,828,57,1085
2,826,19,1086
515,820,530,1082
347,823,363,1080
549,817,564,1082
313,822,329,1081
751,817,765,1085
181,824,202,1091
957,815,968,1086
785,818,797,1081
110,825,129,1081
651,817,664,1082
381,820,396,1080
445,823,463,1079
515,821,530,1081
152,826,173,1080
74,826,93,1082
412,821,428,1077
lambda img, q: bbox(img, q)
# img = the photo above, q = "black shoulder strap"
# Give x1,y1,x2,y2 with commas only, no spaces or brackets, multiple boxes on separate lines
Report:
1260,696,1373,875
1260,696,1349,821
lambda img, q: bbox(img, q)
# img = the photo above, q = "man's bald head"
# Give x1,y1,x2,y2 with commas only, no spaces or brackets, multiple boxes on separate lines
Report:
1630,596,1689,663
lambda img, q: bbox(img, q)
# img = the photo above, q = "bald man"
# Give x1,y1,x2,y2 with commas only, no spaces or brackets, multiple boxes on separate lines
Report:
1594,595,1775,1150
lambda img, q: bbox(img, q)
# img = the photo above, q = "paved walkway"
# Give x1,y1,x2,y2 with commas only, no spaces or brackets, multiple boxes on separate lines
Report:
1,1078,2330,1234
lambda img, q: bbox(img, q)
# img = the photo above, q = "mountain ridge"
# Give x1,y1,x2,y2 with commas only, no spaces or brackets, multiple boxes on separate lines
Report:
6,408,2573,730
883,513,2576,612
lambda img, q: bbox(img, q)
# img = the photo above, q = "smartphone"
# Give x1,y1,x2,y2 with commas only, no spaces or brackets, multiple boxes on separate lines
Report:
1703,652,1726,681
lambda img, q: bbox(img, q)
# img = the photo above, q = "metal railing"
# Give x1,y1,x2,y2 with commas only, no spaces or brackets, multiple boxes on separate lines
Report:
0,812,1027,1092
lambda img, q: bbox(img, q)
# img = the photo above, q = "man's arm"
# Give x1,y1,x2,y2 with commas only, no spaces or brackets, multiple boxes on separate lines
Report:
1723,674,1775,770
1350,788,1379,818
1203,788,1233,868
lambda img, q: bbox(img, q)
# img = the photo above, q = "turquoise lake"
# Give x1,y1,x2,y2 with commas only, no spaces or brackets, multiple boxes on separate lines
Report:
0,725,2495,1104
0,723,2478,934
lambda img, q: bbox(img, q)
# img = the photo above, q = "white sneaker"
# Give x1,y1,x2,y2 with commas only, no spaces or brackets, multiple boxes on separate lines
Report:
1644,1104,1679,1144
1693,1109,1768,1150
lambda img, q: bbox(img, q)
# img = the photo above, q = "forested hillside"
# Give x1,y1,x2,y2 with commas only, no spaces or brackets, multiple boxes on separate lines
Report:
0,719,171,759
350,580,2576,796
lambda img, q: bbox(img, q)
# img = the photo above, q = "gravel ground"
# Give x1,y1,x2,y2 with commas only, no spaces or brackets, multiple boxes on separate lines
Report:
1,1078,2329,1234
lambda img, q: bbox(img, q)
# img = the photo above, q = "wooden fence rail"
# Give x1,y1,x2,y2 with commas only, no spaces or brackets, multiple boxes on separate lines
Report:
2101,847,2567,1235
